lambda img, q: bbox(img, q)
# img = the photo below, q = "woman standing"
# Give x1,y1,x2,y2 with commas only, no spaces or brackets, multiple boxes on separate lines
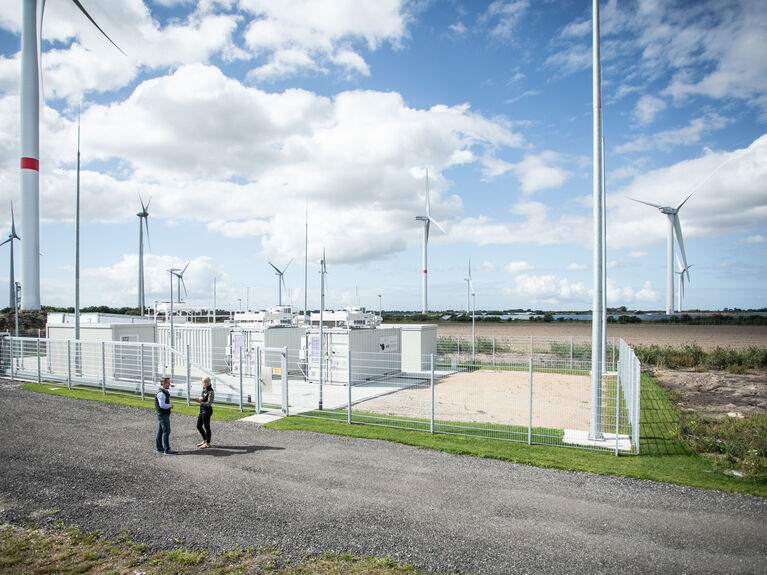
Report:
194,377,214,448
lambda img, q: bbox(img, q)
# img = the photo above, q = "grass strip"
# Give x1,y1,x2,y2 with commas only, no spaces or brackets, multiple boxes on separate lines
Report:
20,383,256,421
0,521,433,575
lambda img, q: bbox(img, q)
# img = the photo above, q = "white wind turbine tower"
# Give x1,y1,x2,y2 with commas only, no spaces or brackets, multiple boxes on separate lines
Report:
268,259,293,306
464,257,475,362
414,169,445,313
19,0,123,310
632,193,692,315
136,197,151,315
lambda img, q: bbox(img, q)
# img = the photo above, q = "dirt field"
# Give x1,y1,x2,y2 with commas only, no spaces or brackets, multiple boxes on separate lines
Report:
652,369,767,418
359,369,594,430
436,322,767,350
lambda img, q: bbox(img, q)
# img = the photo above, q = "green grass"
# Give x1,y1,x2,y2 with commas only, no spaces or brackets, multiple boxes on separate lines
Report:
20,383,256,421
635,344,767,372
0,522,431,575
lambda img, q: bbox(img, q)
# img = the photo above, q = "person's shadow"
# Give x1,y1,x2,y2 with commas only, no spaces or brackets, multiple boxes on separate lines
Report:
181,445,285,457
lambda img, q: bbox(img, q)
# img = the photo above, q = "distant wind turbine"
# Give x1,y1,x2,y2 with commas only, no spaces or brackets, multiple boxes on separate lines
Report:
172,263,189,303
415,169,445,313
19,0,124,310
1,204,21,314
268,259,293,306
675,253,692,313
631,193,692,315
136,196,151,315
464,257,475,362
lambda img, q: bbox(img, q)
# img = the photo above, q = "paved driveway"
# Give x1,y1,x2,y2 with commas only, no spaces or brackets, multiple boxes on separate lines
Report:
1,381,765,575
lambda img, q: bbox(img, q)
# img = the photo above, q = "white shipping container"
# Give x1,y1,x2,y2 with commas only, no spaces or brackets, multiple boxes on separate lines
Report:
304,327,401,385
392,324,437,372
229,326,306,376
157,324,230,372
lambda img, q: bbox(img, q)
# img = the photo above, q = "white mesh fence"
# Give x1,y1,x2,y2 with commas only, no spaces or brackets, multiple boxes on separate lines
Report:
1,334,640,453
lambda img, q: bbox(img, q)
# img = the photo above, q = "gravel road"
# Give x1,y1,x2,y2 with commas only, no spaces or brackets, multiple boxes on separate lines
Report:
1,380,766,575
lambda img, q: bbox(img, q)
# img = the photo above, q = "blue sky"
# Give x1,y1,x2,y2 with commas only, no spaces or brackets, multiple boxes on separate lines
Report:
0,0,765,313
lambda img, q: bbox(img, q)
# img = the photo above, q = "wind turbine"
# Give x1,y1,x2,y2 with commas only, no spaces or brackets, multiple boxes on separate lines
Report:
172,263,189,304
631,193,692,315
414,169,445,313
464,257,475,362
19,0,124,310
675,253,692,312
268,259,293,306
1,204,21,320
136,196,151,315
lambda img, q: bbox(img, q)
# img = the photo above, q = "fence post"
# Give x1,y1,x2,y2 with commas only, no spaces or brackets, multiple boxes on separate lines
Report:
37,337,41,384
347,348,352,424
615,362,621,457
67,339,72,390
101,341,106,395
570,336,573,370
529,336,533,360
10,338,15,382
140,343,145,401
255,347,262,413
238,347,243,412
281,347,288,416
430,353,435,434
528,356,533,445
186,344,192,407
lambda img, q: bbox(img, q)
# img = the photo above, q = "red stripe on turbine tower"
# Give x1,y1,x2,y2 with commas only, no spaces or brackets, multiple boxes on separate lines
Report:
20,157,39,171
423,270,427,273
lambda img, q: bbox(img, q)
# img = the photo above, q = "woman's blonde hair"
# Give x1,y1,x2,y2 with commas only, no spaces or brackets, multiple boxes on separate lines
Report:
202,376,211,386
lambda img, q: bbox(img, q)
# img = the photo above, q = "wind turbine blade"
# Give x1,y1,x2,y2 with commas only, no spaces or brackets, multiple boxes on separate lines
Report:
70,0,126,55
10,202,18,239
38,0,46,101
630,197,663,210
429,216,446,234
676,192,693,211
268,260,281,274
425,169,431,218
181,277,188,297
144,217,151,252
673,214,689,272
282,257,294,274
0,238,11,248
468,257,472,280
181,262,190,275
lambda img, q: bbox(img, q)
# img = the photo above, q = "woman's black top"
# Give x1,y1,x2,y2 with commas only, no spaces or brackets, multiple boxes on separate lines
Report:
199,386,214,414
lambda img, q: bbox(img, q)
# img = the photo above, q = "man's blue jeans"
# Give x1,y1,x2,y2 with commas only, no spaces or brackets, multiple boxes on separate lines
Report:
156,413,171,453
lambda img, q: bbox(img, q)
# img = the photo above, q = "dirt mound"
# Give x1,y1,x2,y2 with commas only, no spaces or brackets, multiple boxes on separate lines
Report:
653,369,767,418
0,310,47,336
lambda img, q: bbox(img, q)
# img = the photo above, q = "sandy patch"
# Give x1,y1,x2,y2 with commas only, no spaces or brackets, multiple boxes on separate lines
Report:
358,369,594,430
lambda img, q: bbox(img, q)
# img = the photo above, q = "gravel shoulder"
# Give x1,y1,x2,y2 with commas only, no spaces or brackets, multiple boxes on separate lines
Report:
1,380,766,575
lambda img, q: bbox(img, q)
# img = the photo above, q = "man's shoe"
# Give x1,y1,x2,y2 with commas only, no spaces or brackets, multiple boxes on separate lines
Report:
164,450,179,455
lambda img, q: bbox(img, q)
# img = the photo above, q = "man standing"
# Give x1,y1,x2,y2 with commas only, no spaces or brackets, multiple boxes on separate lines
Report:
155,376,177,455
